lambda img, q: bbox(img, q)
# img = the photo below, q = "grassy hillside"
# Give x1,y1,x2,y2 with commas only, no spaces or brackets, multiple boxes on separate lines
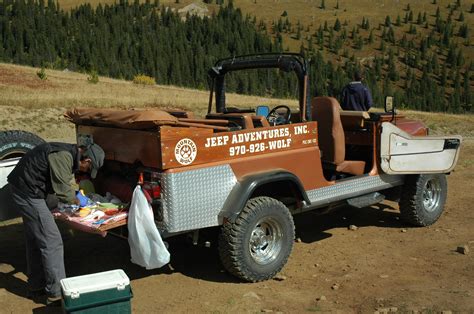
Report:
57,0,474,53
38,0,473,113
0,63,297,141
1,63,472,143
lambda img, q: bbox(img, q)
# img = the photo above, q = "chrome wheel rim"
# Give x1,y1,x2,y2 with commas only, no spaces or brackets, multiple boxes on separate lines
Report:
249,217,282,265
422,178,442,212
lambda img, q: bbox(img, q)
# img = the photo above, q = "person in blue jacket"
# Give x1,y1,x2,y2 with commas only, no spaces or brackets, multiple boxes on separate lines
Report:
341,71,373,111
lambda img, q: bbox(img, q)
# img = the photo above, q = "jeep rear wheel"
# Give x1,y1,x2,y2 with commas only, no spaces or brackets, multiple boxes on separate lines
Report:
399,174,448,226
218,197,295,282
0,130,45,160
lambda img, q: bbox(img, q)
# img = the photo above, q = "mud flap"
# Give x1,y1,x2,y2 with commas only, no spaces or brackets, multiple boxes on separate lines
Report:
380,122,462,174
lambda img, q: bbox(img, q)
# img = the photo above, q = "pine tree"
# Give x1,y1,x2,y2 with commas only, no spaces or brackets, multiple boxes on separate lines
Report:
431,54,439,75
451,70,462,112
399,34,407,48
387,27,395,43
368,30,374,43
385,15,391,27
379,40,385,52
442,27,451,46
354,36,363,50
447,45,457,66
458,11,464,21
388,50,399,81
439,65,447,88
458,24,469,38
334,18,341,31
456,49,465,67
396,15,401,26
462,70,472,111
320,0,325,9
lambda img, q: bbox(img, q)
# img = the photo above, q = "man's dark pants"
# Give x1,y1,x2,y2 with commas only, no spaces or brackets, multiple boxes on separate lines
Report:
10,184,65,297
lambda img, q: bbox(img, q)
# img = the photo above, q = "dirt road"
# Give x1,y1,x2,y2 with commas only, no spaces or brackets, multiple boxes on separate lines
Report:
1,141,473,313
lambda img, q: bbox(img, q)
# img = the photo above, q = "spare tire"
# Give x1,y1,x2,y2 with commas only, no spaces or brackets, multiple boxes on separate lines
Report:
0,130,45,160
0,130,45,221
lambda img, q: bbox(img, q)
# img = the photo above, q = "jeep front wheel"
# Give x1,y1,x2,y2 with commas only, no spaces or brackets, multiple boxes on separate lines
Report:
399,174,448,226
218,196,295,282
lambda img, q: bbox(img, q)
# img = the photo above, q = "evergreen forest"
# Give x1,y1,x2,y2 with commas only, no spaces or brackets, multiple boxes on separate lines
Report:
0,0,472,113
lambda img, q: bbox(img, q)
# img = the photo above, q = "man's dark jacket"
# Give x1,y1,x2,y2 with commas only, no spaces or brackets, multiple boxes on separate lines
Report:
341,82,373,111
8,143,78,199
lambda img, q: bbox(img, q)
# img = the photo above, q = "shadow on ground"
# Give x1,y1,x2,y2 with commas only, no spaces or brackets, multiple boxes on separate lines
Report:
0,202,406,308
294,203,405,243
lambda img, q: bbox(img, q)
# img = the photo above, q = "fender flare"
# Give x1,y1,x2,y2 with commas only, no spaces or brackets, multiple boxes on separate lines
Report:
218,169,309,223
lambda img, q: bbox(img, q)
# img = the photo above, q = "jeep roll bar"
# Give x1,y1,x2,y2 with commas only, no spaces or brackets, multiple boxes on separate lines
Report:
207,53,312,122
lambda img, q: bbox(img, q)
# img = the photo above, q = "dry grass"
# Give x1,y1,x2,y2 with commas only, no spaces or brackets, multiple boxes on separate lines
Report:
0,63,297,141
1,62,473,143
401,110,474,138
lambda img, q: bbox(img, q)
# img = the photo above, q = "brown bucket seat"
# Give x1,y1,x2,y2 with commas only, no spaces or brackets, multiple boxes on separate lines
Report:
311,97,366,176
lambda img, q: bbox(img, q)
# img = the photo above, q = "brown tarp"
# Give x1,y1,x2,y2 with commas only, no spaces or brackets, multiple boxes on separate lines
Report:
64,108,178,129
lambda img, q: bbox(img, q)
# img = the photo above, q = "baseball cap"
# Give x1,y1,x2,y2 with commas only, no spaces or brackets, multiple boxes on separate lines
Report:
83,143,105,178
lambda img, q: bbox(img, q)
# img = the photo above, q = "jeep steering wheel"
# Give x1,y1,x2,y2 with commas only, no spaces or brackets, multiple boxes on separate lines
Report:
267,105,292,126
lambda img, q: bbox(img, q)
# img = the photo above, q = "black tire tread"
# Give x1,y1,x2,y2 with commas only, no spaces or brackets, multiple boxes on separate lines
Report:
218,196,294,282
0,130,45,160
399,174,447,227
399,175,423,225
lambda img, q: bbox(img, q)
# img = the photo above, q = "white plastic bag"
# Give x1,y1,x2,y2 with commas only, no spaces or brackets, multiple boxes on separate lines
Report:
128,186,170,269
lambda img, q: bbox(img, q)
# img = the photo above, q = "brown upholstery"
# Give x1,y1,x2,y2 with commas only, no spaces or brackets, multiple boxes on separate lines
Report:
340,110,370,130
335,160,366,175
311,97,366,176
252,115,270,127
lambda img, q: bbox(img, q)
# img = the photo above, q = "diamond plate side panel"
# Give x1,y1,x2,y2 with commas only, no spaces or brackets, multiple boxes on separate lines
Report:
161,165,237,233
307,175,404,206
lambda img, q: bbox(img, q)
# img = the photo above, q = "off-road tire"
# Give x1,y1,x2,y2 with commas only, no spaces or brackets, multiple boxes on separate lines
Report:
218,196,295,282
0,130,45,160
399,174,448,227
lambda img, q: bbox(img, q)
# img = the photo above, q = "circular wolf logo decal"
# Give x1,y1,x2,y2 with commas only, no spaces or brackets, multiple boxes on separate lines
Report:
174,138,197,165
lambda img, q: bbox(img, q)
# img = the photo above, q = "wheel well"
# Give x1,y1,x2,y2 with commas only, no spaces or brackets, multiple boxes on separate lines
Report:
251,180,304,209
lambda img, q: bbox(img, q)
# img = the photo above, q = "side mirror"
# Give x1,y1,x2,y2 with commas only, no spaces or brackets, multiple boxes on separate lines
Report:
256,105,270,117
385,96,394,113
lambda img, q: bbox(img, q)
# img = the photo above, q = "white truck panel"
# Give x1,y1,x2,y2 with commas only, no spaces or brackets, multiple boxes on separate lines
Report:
0,158,20,221
0,158,19,188
380,122,462,174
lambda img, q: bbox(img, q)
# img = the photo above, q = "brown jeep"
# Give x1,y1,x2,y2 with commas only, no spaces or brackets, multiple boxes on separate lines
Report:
1,54,462,282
